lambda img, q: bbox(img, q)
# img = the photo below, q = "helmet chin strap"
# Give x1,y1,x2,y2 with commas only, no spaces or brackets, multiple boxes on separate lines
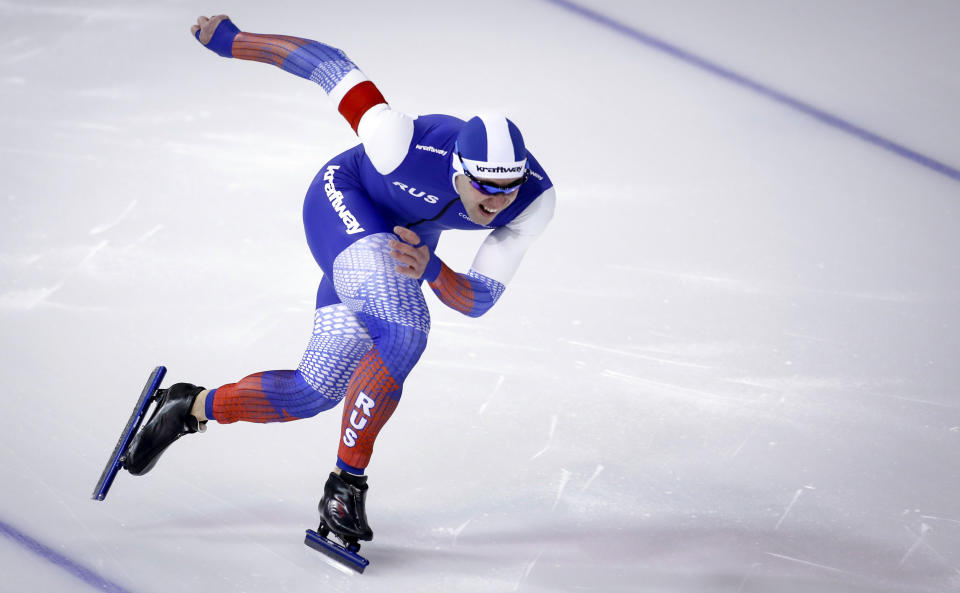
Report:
449,150,466,192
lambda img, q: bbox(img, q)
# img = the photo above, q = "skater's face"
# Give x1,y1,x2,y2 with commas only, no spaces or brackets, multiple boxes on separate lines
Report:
455,173,522,226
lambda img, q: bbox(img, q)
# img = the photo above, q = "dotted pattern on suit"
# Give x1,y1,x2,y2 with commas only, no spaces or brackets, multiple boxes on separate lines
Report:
298,303,373,403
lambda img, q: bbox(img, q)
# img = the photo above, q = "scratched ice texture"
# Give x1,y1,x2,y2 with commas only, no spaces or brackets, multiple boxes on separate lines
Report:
1,1,958,592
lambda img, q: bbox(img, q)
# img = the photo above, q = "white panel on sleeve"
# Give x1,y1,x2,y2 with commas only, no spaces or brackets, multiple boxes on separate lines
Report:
470,186,556,285
328,69,369,105
505,185,556,237
357,105,416,175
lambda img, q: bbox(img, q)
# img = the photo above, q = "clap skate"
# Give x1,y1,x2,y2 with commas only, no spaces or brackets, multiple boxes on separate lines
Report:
92,367,205,500
304,471,373,572
123,381,205,475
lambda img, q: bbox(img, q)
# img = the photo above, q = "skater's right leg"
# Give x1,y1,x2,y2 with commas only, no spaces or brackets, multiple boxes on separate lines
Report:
330,232,431,475
302,159,431,543
307,235,431,544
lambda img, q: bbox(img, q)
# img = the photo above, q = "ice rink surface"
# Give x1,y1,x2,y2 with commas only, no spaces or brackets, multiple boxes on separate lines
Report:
1,1,959,591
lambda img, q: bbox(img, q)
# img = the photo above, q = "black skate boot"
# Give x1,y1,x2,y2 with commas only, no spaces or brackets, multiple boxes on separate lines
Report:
319,471,374,543
123,383,205,476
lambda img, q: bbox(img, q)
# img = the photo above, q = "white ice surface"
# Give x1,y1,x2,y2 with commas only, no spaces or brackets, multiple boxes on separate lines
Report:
1,1,959,592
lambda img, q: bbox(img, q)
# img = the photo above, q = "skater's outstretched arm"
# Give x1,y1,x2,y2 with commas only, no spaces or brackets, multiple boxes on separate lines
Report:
191,15,413,175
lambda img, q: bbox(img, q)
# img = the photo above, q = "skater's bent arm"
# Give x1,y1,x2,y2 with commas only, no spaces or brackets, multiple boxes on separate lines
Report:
391,188,556,318
427,265,505,318
191,15,413,175
389,226,501,318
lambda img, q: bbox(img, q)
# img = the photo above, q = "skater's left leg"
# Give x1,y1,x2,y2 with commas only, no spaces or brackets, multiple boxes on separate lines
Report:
202,288,374,424
202,370,328,423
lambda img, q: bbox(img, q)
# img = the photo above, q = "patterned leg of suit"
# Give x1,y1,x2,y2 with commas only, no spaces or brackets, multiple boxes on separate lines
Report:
205,303,373,423
331,233,430,474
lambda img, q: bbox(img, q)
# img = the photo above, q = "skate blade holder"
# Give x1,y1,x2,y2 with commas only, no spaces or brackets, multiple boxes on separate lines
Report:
92,366,167,501
304,527,369,573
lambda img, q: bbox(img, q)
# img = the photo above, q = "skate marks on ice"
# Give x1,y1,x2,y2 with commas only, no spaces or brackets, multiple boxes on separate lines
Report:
0,230,172,313
529,415,559,460
758,552,863,579
726,427,760,460
431,517,474,548
89,200,138,236
551,469,573,511
0,241,109,312
425,516,946,593
920,514,960,526
604,264,752,294
353,502,960,590
513,551,543,592
562,338,719,371
477,375,505,416
899,523,932,569
315,477,960,591
580,464,604,494
0,283,64,311
773,485,816,531
601,370,742,407
897,522,959,576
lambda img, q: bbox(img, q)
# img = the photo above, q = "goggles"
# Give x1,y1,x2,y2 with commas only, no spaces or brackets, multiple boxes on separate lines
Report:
457,153,530,196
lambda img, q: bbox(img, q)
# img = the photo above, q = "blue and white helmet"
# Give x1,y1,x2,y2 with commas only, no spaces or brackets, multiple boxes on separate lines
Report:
455,114,528,181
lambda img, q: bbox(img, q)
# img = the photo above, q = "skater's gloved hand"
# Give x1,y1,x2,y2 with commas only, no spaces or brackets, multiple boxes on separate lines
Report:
390,226,438,280
191,15,240,58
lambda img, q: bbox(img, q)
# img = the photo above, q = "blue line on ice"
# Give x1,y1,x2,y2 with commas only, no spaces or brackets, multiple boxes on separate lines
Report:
543,0,960,183
0,519,136,593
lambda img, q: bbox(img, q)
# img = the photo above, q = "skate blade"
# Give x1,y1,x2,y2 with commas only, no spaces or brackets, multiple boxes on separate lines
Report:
304,529,369,573
91,366,167,501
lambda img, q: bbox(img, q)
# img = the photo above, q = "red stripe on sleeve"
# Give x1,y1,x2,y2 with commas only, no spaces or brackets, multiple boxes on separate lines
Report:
428,263,477,315
231,32,311,67
337,81,387,133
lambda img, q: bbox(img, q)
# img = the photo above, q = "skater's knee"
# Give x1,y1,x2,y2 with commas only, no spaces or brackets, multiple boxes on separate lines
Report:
370,321,428,382
293,369,345,415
